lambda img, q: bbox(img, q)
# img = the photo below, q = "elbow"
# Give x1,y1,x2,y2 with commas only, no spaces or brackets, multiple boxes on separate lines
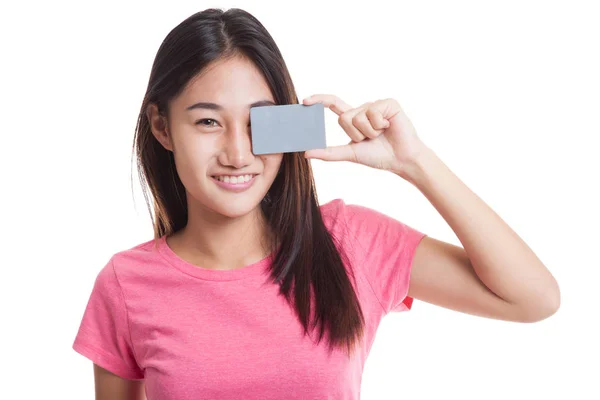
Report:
529,296,560,323
519,281,561,323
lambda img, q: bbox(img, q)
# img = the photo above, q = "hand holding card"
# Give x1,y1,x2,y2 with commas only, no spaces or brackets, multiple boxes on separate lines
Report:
301,94,427,180
250,103,326,155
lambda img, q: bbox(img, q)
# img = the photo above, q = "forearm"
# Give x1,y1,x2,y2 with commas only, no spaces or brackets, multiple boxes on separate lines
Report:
402,146,560,313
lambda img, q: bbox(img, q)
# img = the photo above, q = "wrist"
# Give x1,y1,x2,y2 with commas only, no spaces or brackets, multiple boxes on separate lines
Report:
394,145,440,187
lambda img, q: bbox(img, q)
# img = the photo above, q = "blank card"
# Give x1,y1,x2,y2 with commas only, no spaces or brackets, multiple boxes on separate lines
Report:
250,103,326,155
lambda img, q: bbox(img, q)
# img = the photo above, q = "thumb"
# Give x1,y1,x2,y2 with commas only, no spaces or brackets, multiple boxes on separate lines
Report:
304,144,355,162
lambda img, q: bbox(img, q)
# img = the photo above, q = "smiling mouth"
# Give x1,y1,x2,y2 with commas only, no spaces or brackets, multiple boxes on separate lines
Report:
211,174,258,184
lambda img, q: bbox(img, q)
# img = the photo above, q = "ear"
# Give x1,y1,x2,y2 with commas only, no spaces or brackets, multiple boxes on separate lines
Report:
146,103,174,151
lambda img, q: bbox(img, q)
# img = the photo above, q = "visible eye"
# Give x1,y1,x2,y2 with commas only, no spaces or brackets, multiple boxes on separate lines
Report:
195,118,219,127
194,119,252,129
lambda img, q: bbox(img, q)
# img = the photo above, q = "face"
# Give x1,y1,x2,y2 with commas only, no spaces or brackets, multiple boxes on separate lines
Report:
148,55,283,219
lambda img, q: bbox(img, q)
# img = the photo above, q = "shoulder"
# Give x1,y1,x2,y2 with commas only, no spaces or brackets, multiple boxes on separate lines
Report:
110,237,160,269
320,199,427,314
318,197,367,224
319,197,426,257
91,237,163,286
319,198,400,235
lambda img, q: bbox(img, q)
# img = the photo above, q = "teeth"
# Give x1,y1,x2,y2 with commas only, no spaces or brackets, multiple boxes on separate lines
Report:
215,174,253,184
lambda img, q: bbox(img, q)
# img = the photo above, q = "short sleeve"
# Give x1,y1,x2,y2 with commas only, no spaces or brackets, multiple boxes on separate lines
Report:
340,201,427,314
72,258,144,380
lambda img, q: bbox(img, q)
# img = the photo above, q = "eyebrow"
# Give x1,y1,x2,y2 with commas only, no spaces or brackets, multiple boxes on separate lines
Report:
185,100,275,111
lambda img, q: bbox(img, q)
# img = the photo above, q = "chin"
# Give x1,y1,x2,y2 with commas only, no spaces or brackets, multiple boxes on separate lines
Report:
214,203,259,219
204,193,264,219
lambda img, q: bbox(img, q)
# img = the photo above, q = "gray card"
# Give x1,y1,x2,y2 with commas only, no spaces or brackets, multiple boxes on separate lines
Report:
250,103,326,155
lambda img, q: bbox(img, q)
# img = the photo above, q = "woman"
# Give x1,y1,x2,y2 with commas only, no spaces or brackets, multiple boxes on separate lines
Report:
72,7,560,399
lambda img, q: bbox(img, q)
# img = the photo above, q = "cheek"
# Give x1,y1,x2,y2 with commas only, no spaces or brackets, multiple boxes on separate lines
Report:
260,154,283,167
171,148,213,188
261,155,283,177
173,136,213,167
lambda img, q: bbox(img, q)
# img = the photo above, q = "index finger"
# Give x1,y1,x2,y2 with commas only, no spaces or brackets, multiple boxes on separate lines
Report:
302,94,353,116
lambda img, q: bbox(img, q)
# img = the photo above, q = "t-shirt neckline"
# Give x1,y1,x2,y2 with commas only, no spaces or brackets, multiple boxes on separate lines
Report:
157,235,274,281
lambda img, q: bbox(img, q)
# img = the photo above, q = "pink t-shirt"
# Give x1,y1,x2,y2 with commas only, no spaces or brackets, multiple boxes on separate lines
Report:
72,198,426,399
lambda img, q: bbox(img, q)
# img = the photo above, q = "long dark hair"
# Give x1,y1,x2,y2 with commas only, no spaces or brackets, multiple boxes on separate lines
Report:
132,8,365,356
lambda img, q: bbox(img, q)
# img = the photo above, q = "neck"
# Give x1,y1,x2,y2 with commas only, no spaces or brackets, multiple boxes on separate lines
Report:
167,200,274,271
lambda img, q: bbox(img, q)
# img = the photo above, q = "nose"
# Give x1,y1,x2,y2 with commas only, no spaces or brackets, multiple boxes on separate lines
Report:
217,122,255,169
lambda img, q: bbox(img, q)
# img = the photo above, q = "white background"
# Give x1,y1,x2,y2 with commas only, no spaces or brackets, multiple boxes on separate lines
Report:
1,0,598,399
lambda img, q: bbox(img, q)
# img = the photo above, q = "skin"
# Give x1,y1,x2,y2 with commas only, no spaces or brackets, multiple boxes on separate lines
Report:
147,55,284,271
93,364,144,399
95,55,286,398
302,94,561,323
93,57,561,399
